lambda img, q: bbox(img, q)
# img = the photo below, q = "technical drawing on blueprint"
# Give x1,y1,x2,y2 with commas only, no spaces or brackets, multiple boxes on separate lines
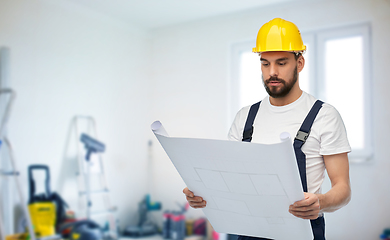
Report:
151,121,313,240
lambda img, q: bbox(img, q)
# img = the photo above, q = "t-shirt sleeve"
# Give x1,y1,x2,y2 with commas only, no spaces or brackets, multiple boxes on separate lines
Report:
318,105,352,155
228,107,248,141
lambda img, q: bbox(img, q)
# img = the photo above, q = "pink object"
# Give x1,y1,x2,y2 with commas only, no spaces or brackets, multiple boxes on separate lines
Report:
171,214,185,222
212,230,219,240
193,218,206,235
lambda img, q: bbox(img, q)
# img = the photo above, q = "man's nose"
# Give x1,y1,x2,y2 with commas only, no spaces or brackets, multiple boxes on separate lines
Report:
269,64,279,77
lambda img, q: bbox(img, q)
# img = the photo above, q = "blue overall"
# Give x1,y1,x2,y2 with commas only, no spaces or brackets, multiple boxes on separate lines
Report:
238,100,325,240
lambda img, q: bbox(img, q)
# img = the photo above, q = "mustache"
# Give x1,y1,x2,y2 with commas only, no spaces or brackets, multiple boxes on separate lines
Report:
265,76,286,84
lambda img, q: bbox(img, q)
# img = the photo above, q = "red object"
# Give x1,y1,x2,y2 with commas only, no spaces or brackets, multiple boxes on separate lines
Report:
193,218,206,235
59,218,77,235
171,214,185,222
58,211,79,235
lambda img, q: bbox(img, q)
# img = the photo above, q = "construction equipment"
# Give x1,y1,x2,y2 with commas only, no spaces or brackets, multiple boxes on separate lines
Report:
28,165,56,237
123,194,161,237
252,18,306,54
72,116,117,238
28,164,68,238
0,89,35,240
59,219,103,240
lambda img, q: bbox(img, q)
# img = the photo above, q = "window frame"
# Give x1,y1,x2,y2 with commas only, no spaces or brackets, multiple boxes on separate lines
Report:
229,40,261,125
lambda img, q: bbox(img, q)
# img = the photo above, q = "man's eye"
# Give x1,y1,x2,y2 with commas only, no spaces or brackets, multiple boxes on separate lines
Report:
278,62,286,66
261,62,269,66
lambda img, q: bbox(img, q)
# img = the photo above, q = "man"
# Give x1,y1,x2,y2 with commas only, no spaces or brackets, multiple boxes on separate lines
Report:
183,18,351,239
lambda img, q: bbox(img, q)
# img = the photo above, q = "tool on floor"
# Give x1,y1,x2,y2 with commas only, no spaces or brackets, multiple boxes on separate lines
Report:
0,89,35,240
59,219,103,240
28,164,68,238
123,194,162,237
28,165,57,237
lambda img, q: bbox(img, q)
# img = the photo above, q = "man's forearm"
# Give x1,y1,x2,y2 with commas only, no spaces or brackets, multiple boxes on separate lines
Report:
317,181,351,213
319,152,351,213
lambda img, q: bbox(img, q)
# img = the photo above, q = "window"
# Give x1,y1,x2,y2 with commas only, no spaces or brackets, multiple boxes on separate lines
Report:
229,23,372,162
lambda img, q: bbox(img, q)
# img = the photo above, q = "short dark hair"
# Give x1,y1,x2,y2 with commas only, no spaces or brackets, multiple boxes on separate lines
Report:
294,52,302,60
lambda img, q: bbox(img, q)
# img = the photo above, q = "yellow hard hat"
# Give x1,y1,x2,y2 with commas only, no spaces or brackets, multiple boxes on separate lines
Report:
252,18,306,53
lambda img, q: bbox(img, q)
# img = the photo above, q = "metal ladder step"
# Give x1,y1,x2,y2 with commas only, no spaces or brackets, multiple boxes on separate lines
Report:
91,207,117,216
78,189,109,196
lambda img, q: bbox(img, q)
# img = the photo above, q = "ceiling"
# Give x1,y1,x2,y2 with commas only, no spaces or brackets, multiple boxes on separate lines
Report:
65,0,298,29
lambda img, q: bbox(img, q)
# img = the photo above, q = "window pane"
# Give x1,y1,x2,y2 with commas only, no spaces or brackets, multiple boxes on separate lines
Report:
324,36,364,149
239,52,266,108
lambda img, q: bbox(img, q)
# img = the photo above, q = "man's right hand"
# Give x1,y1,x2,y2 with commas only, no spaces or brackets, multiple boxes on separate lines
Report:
183,187,207,209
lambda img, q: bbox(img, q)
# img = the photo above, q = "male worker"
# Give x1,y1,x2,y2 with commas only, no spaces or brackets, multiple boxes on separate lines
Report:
183,18,351,240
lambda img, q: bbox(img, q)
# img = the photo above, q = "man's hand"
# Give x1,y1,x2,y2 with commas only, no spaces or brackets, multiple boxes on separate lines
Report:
289,192,320,220
183,187,206,209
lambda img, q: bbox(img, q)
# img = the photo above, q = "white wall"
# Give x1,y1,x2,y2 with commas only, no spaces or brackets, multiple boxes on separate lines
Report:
0,0,152,230
149,0,390,239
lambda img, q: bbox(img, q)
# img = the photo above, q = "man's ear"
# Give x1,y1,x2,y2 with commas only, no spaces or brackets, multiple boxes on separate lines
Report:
297,55,305,73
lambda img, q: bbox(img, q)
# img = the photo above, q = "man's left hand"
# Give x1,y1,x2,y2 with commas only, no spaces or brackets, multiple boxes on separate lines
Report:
289,192,320,220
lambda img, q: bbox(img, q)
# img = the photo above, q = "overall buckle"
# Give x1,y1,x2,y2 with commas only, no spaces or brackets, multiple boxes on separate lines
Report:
295,130,310,143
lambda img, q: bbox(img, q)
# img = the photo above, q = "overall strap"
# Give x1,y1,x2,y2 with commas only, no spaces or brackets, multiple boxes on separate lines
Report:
242,101,261,142
293,100,324,192
294,100,324,147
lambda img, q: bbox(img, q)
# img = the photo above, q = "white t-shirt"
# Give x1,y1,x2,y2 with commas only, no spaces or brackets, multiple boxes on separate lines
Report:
228,92,351,194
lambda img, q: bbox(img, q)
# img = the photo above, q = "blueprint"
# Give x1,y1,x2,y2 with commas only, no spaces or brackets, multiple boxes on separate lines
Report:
151,121,312,240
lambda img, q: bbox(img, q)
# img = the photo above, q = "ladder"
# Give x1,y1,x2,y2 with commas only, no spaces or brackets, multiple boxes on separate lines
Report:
0,89,35,240
71,116,117,238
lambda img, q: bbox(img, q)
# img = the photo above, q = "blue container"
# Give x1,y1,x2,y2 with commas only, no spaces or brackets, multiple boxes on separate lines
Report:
170,211,185,240
162,211,172,239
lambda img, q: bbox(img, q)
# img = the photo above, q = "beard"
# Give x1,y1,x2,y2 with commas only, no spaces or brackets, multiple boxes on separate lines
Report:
262,67,298,98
